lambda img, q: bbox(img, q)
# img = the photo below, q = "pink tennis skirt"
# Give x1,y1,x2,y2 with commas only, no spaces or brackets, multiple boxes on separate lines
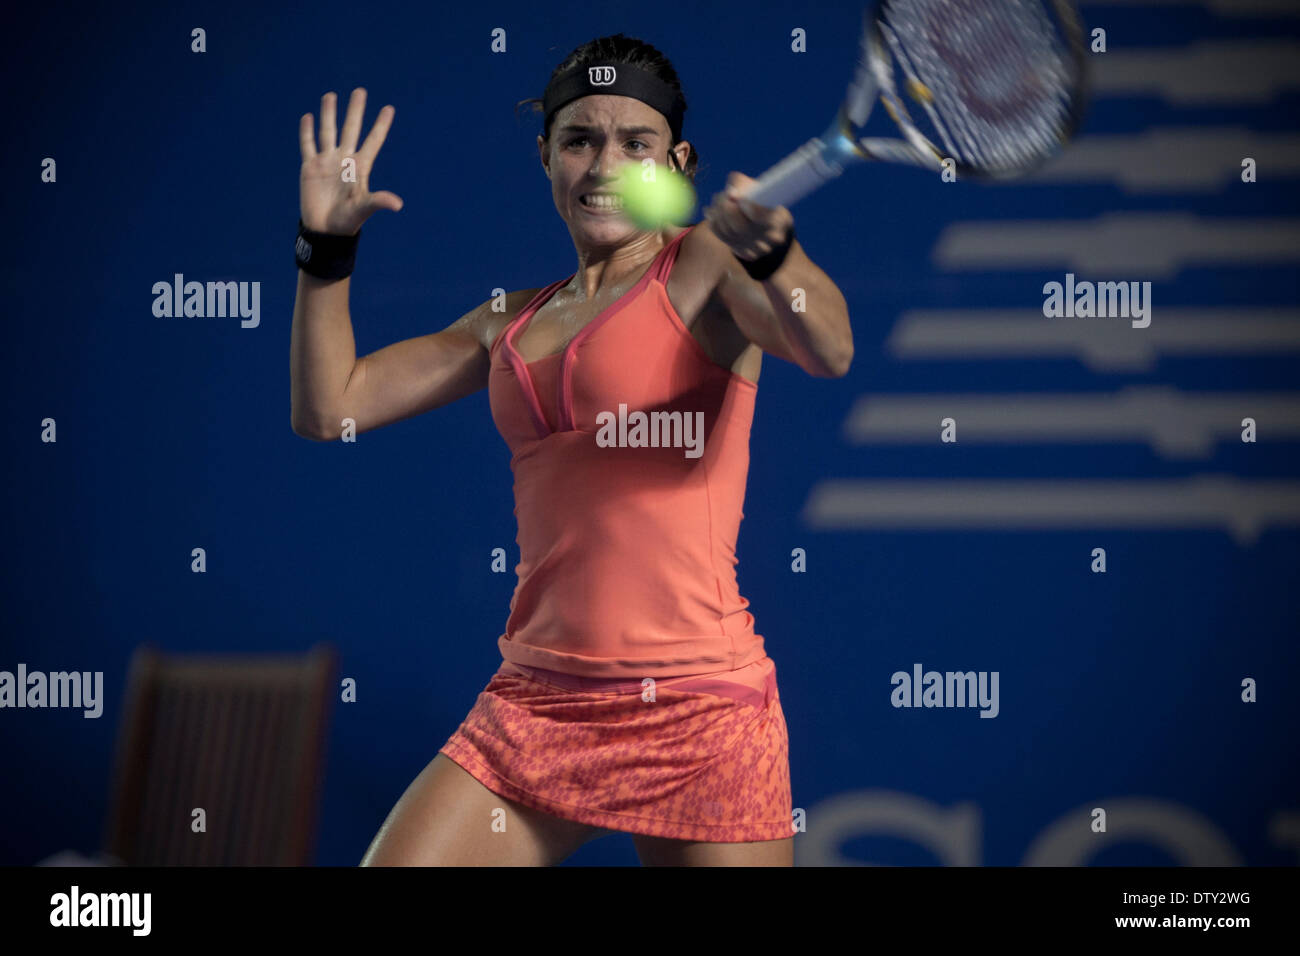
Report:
438,655,792,843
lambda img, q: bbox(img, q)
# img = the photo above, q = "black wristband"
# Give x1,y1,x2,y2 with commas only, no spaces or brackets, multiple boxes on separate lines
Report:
737,224,795,281
295,219,360,280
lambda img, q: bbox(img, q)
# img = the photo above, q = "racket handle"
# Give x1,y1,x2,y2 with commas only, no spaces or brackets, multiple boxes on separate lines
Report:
743,136,850,209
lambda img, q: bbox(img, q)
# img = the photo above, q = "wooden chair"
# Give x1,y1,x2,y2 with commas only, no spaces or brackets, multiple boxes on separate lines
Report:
104,644,337,865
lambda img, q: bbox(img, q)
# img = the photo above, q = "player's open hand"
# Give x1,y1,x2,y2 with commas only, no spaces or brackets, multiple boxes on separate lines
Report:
702,172,795,262
299,88,403,236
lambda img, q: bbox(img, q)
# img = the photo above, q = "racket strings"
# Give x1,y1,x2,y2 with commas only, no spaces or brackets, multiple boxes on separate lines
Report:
881,0,1079,173
880,21,962,162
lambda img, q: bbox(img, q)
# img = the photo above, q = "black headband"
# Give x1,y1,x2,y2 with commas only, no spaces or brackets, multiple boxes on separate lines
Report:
542,61,686,143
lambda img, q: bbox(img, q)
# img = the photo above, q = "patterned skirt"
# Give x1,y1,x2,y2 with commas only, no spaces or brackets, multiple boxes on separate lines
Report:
438,655,792,842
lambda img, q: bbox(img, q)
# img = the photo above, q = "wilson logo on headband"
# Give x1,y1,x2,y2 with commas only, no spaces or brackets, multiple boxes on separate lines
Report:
587,66,617,86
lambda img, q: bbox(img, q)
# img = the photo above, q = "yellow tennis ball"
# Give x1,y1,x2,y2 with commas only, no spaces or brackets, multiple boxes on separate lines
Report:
614,163,696,229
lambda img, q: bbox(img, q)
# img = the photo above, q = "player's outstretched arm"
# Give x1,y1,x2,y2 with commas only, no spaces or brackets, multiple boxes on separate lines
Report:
289,89,496,442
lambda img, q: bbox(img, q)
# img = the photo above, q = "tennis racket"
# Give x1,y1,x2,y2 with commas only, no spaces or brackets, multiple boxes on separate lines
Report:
743,0,1088,208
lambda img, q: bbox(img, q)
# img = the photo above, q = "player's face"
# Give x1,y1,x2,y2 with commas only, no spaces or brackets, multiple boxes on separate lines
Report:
540,95,672,243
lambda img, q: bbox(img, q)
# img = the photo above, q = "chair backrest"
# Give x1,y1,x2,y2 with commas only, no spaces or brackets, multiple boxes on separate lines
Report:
104,644,337,866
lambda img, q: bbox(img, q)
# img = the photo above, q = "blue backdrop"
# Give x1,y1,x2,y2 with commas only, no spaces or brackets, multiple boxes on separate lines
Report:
3,0,1297,866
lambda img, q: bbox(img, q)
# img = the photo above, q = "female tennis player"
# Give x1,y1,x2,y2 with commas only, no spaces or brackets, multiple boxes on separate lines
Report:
291,34,852,866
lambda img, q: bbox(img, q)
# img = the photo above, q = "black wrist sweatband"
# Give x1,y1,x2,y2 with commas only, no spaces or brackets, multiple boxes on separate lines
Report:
295,219,360,280
737,224,796,281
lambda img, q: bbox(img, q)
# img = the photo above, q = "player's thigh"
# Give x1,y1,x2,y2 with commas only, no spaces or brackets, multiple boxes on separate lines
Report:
361,752,606,866
631,834,794,867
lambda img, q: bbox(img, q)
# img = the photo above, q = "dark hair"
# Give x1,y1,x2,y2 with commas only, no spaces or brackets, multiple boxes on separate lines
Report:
515,33,701,183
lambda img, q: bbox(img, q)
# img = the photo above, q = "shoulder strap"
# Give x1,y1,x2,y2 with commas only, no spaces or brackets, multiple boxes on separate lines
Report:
650,225,697,284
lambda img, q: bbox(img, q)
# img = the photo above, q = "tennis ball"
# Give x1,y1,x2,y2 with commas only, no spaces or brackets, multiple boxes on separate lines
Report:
614,162,696,229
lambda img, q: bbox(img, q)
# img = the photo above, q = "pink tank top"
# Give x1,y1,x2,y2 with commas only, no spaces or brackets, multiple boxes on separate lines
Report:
487,225,767,679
